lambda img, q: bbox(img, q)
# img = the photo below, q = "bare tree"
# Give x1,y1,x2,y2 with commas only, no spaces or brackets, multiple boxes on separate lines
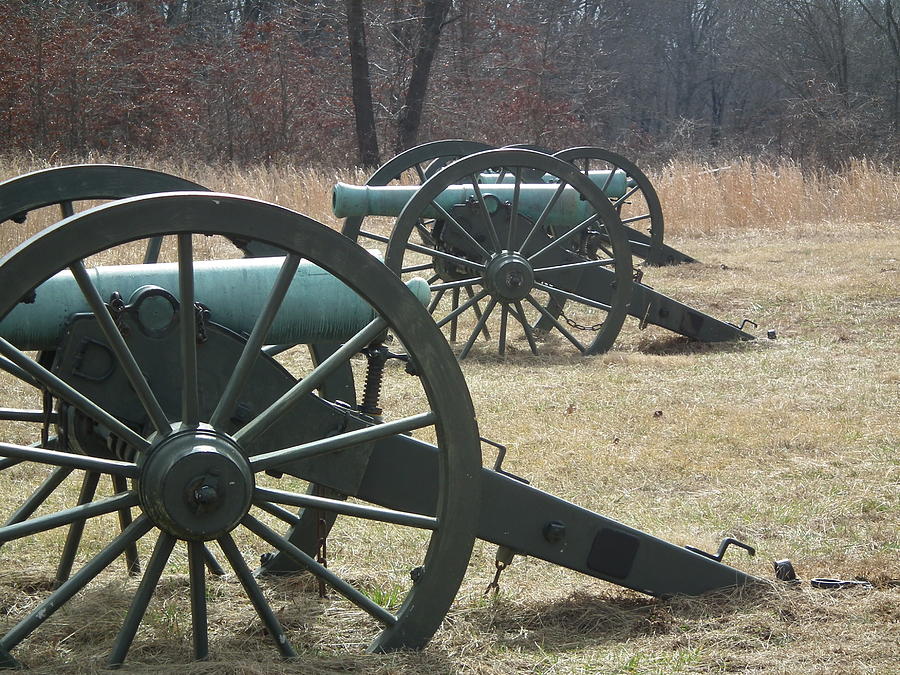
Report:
394,0,453,151
347,0,380,165
857,0,900,133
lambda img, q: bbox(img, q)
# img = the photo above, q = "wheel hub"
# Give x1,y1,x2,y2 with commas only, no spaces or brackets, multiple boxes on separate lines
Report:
138,425,253,541
484,253,534,301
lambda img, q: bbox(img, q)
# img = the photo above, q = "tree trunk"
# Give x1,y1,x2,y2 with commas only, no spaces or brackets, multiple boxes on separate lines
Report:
395,0,452,153
347,0,380,167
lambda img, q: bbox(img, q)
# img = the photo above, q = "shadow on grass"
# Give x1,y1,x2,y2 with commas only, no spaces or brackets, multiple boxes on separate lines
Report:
469,585,773,652
633,334,760,356
454,333,759,367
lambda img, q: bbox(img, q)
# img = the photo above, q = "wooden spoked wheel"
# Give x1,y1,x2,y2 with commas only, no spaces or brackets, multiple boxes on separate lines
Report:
0,193,480,666
384,149,633,357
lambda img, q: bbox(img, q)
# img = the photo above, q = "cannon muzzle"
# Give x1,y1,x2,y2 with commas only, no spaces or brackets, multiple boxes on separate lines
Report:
333,182,610,224
2,255,430,351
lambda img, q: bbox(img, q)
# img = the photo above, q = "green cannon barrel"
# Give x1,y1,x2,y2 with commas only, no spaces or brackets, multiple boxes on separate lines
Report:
478,169,630,196
2,255,430,351
333,182,606,224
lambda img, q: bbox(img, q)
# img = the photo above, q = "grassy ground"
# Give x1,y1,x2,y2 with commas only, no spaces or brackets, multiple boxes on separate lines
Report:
0,156,897,673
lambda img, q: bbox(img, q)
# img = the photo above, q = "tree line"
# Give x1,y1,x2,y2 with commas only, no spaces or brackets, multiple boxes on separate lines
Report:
1,0,897,169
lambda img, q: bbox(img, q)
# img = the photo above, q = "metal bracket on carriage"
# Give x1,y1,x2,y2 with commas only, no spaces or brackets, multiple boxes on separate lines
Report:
483,436,530,485
685,537,756,564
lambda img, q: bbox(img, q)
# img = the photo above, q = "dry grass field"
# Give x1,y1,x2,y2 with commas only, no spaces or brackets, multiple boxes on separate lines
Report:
0,154,897,673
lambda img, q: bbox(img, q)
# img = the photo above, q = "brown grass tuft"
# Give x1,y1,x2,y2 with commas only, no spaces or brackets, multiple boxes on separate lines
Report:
654,157,900,237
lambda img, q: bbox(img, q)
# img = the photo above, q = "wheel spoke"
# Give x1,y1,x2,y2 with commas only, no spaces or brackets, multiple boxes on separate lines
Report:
261,344,292,357
0,491,138,544
533,258,616,274
524,294,587,353
203,544,226,576
498,303,509,356
59,201,74,218
0,408,56,423
427,288,446,313
612,183,641,208
512,301,539,355
507,168,523,251
241,514,398,627
217,532,298,659
0,356,38,387
434,287,490,329
383,231,486,272
469,176,502,252
54,471,100,586
2,466,73,529
0,441,139,478
429,200,492,261
111,474,140,576
622,212,651,225
210,253,302,428
459,297,498,360
520,181,567,255
250,411,436,472
527,216,596,264
400,262,434,274
0,646,17,669
178,234,200,426
464,285,491,340
233,317,387,445
69,260,171,437
253,500,305,526
409,240,485,271
108,531,176,667
533,281,612,312
0,338,149,452
429,277,482,293
413,220,436,247
358,229,390,245
255,486,437,530
188,541,209,660
0,515,153,652
449,288,460,342
600,168,615,193
142,237,164,265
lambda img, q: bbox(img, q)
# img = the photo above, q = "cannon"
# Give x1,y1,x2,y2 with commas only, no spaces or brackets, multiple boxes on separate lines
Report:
0,192,758,668
340,140,695,267
335,149,754,358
